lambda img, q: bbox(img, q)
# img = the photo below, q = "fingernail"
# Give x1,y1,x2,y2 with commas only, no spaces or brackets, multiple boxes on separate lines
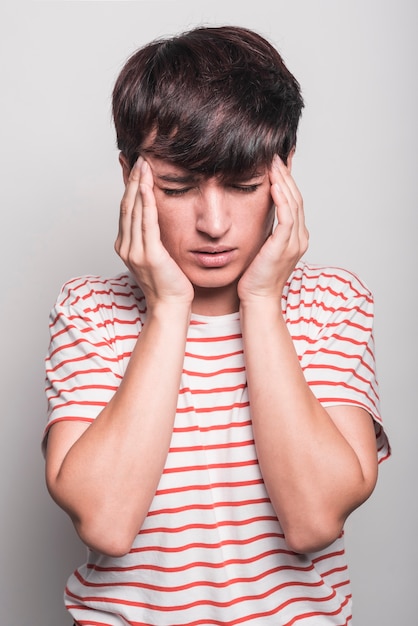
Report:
140,159,149,173
134,155,144,169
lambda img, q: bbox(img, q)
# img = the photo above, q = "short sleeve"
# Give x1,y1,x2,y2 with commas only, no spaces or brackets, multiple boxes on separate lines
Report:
42,274,143,453
284,263,390,464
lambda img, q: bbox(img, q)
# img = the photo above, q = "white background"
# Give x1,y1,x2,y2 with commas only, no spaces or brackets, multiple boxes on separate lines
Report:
0,1,416,624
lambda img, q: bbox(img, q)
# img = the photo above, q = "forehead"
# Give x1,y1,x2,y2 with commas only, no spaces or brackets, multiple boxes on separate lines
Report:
145,156,200,182
145,154,267,183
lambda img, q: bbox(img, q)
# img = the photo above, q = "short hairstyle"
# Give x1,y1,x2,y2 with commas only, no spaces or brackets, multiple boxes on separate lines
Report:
112,25,304,178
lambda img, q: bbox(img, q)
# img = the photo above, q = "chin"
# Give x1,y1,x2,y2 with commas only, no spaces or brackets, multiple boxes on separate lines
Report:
189,271,240,291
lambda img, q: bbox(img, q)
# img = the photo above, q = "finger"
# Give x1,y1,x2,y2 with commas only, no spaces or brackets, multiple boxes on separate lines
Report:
275,156,303,209
269,156,301,227
135,160,162,260
276,158,308,246
115,156,143,257
270,181,292,222
270,156,308,248
269,182,295,254
270,177,306,259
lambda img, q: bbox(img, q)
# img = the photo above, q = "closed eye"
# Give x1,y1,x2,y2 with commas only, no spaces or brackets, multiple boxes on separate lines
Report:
161,187,192,197
230,184,262,193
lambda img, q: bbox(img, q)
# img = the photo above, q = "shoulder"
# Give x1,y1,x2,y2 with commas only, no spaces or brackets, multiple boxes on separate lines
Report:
53,272,145,313
283,261,376,334
48,273,147,337
285,261,374,306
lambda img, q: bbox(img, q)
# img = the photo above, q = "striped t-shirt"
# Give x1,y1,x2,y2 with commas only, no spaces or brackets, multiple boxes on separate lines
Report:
44,261,390,626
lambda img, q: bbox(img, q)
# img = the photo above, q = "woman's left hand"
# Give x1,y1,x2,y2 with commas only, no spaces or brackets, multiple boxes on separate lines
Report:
238,155,309,304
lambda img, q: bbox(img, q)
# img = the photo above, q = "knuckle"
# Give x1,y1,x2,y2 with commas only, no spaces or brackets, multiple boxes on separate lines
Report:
119,198,130,216
127,249,142,268
131,207,140,222
286,219,295,235
118,246,129,262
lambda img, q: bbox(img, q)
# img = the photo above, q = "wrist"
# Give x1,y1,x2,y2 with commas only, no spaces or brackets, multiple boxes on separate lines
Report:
239,293,283,313
146,298,192,321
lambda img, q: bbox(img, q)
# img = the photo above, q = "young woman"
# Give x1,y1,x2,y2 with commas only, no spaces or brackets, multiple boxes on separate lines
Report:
43,25,390,625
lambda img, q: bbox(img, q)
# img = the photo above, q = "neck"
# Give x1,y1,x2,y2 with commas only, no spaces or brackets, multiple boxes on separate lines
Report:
191,284,239,316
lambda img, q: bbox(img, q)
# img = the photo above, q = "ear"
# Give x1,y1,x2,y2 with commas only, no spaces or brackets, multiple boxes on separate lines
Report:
119,152,131,185
286,146,296,172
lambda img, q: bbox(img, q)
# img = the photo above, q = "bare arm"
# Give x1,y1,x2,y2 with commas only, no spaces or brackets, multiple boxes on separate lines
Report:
238,157,378,553
45,158,193,557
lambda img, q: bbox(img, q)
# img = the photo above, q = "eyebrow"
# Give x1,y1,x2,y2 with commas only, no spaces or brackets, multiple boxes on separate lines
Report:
155,173,201,184
155,170,265,184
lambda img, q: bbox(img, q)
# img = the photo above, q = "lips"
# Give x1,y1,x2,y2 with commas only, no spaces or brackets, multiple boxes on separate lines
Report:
191,246,236,268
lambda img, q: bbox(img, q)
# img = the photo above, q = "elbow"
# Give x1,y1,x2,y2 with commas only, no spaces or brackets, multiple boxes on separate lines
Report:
75,519,137,558
46,479,140,557
283,517,345,554
282,477,378,554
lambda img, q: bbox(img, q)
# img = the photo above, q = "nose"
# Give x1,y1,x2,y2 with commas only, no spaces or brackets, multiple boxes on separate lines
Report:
195,184,231,239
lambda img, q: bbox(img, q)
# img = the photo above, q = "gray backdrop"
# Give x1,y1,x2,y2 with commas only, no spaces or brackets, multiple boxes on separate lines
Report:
1,1,416,624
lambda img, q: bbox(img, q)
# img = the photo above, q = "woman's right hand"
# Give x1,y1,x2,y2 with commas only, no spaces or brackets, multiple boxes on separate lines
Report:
115,157,195,310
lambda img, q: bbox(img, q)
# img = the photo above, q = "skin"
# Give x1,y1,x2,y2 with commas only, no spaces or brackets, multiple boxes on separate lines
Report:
45,152,378,556
117,153,279,315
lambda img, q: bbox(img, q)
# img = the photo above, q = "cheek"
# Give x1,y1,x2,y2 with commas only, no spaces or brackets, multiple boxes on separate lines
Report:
155,194,176,228
238,197,275,249
155,204,175,250
258,202,276,240
155,201,189,257
158,218,177,253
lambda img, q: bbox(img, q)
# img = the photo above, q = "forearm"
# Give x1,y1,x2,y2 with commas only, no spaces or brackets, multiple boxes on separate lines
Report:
240,298,375,552
47,302,191,555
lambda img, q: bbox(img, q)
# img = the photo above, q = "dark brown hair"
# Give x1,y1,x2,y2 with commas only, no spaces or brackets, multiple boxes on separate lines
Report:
112,25,304,178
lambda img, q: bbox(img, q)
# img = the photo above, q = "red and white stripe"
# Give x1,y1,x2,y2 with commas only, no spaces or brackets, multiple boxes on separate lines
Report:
44,262,390,625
